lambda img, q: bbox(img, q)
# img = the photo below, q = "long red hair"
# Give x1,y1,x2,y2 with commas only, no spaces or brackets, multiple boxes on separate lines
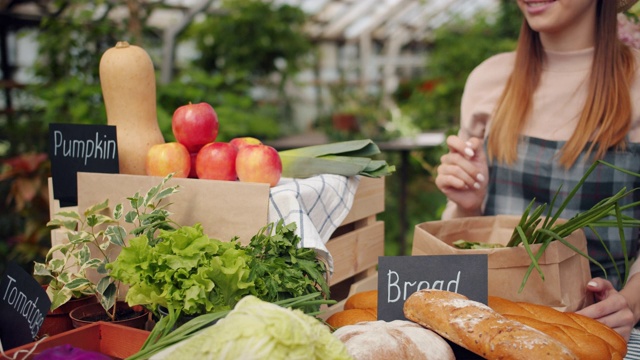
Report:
487,0,635,167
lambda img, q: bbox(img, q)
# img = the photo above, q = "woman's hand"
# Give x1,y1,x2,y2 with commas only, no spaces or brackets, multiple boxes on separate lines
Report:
435,135,489,216
576,278,636,341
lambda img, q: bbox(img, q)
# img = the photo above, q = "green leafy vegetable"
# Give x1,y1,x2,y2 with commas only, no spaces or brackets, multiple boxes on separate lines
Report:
129,293,338,360
108,224,254,316
246,220,330,313
164,296,351,360
452,240,505,249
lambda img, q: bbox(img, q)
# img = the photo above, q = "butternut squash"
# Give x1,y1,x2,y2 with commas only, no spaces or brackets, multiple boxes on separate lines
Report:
99,41,165,175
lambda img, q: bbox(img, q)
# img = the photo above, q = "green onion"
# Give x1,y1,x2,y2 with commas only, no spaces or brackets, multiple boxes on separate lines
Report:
513,160,640,292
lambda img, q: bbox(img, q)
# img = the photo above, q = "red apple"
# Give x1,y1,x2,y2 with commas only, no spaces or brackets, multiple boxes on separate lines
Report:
172,102,219,153
230,137,262,150
196,142,238,181
145,142,191,178
236,144,282,187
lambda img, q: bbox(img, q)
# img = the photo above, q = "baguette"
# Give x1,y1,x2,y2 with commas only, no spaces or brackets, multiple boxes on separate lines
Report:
488,296,627,359
403,289,577,360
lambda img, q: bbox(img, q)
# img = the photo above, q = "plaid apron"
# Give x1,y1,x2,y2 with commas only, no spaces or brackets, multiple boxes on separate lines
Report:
484,136,640,288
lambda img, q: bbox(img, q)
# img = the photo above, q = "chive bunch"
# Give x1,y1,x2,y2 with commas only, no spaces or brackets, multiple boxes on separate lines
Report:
512,160,640,292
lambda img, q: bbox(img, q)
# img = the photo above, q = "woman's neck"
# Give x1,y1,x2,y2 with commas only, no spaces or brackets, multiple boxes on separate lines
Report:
540,33,595,52
540,32,594,51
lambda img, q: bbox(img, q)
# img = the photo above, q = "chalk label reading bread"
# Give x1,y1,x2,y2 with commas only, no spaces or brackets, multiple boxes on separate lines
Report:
378,255,487,321
387,269,461,302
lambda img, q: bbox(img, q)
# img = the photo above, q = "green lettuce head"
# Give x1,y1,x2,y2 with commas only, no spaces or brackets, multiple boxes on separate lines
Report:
168,295,352,360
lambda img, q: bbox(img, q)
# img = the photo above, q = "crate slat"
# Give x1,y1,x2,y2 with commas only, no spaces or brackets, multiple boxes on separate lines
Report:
327,221,384,285
340,177,384,226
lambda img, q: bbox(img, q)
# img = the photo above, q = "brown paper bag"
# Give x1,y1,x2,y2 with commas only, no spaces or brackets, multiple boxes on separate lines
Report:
412,215,594,312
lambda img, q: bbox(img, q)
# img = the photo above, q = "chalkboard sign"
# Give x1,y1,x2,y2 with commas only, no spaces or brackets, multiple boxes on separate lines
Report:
0,261,51,350
377,255,488,322
49,123,119,207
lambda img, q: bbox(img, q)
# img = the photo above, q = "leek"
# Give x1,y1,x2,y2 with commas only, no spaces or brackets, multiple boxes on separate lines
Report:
278,139,395,178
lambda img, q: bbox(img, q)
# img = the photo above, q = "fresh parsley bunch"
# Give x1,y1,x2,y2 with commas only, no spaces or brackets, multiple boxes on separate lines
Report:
246,220,330,313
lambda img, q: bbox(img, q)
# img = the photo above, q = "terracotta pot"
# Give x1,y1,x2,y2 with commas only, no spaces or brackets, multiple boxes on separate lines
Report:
38,288,98,338
69,301,149,330
5,322,150,359
332,113,359,132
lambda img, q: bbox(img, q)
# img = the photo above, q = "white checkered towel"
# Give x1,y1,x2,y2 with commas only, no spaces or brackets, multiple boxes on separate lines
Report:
268,174,360,274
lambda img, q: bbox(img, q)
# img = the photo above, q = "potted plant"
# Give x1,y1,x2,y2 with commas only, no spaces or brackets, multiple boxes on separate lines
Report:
33,174,180,328
323,80,391,141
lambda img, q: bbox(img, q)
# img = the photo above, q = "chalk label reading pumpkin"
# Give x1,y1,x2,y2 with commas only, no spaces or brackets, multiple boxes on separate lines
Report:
377,255,488,322
48,123,119,208
52,130,117,165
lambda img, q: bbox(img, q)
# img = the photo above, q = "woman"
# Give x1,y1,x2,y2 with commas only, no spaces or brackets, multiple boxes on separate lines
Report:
435,0,640,341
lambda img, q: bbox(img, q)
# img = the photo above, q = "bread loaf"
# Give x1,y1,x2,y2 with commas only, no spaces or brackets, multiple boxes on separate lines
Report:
326,308,377,329
403,289,578,360
344,290,377,311
333,320,455,360
488,296,627,359
326,290,378,330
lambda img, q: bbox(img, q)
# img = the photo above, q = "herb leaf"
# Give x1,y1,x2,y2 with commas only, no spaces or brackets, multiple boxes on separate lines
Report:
246,220,330,313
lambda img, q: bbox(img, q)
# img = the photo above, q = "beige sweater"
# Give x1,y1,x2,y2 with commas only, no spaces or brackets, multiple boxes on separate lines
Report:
458,47,640,143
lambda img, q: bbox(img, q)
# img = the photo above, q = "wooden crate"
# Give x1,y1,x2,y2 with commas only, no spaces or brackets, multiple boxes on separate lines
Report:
47,176,385,310
324,177,384,310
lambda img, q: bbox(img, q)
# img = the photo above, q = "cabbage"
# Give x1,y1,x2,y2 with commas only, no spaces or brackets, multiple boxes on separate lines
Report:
167,296,352,360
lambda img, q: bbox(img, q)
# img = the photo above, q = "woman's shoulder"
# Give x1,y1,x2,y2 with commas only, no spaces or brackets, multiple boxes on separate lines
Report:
459,52,515,138
465,51,516,89
471,51,516,72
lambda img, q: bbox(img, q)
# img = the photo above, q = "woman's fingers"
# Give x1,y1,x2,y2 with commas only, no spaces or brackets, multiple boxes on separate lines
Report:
446,135,476,159
436,135,488,214
439,152,484,190
576,278,635,341
438,163,474,190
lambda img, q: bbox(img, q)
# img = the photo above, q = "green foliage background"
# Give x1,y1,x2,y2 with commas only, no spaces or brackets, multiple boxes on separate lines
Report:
0,0,522,274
